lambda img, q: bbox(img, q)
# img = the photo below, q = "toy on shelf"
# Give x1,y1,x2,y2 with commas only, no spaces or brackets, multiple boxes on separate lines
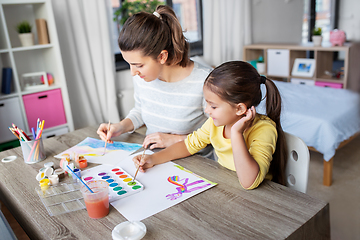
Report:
330,29,346,46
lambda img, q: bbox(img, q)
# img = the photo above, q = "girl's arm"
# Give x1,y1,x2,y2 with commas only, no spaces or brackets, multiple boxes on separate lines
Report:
133,141,191,172
231,131,260,188
231,107,260,188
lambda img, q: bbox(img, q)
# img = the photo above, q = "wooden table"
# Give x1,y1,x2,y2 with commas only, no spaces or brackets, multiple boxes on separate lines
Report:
0,126,330,239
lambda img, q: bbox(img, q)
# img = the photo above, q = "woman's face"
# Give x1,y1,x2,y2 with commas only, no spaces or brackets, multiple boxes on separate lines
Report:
121,50,164,82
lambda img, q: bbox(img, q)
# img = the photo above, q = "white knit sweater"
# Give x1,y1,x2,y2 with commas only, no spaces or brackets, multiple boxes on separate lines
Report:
126,61,212,135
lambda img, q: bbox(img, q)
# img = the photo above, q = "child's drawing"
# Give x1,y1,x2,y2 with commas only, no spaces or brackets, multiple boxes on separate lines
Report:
166,176,212,200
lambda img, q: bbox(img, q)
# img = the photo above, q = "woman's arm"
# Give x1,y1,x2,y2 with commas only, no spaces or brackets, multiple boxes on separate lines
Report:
142,133,187,149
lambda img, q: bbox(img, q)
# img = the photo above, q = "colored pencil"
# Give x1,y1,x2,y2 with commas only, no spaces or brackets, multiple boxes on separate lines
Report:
12,123,30,141
31,127,36,139
8,127,21,140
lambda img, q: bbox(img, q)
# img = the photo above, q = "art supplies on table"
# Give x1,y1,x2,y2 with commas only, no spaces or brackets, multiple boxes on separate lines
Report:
36,182,86,216
110,153,217,222
81,165,144,202
9,119,46,164
53,139,217,221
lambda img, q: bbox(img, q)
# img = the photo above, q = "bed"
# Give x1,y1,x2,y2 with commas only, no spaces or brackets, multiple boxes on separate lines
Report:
257,81,360,186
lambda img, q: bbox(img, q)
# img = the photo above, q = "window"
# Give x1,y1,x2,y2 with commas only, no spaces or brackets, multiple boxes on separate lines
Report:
302,0,339,44
111,0,203,71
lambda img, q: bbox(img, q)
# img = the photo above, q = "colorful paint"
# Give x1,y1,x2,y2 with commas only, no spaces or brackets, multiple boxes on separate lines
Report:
166,176,212,200
81,165,144,202
55,137,142,158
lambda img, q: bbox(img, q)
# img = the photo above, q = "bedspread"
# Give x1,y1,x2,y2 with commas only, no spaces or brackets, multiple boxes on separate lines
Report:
257,81,360,161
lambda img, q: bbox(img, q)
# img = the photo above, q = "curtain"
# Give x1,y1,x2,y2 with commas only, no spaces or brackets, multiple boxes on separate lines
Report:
202,0,252,67
52,0,120,130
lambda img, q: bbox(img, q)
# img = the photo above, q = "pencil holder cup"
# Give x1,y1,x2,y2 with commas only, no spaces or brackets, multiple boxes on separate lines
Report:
20,137,46,164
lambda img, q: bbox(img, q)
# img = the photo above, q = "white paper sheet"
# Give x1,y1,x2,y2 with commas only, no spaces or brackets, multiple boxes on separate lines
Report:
111,152,217,221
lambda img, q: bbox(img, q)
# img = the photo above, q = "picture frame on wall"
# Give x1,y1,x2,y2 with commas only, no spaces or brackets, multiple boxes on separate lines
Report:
291,58,316,77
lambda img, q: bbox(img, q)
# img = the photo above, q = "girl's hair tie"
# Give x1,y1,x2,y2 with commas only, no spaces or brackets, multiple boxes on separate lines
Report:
260,76,267,84
153,11,161,19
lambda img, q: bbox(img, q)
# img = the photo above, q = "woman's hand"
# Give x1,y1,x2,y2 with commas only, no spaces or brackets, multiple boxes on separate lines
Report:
132,154,155,173
142,132,186,149
231,106,256,134
97,119,135,144
97,122,122,144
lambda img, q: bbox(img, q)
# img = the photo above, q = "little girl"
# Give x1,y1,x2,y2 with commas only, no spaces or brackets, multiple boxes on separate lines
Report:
133,61,287,189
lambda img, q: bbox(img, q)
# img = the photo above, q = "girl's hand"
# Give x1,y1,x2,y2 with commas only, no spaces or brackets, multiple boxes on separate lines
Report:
132,154,154,173
143,132,185,149
231,106,256,134
97,122,122,144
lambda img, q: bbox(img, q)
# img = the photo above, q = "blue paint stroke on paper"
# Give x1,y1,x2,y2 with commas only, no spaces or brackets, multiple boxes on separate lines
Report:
77,137,142,152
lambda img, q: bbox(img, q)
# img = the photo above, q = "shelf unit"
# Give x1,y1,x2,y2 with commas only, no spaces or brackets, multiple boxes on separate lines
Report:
243,43,359,90
0,0,74,144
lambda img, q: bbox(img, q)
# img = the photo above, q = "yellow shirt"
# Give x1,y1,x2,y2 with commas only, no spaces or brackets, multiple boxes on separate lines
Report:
184,114,277,189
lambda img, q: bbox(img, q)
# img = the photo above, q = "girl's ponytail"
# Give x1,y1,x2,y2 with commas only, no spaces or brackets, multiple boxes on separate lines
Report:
264,79,287,185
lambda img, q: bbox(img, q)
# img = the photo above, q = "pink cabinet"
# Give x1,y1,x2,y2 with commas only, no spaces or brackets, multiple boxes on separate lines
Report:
22,89,67,130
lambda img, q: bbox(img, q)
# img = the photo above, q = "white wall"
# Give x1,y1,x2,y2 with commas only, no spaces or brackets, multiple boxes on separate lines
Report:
115,69,133,118
339,0,360,41
251,0,303,44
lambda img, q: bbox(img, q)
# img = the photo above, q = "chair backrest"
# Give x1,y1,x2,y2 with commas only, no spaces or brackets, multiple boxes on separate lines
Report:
284,132,310,193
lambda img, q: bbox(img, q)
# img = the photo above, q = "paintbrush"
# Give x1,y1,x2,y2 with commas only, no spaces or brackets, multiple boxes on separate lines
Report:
132,148,146,183
102,121,111,155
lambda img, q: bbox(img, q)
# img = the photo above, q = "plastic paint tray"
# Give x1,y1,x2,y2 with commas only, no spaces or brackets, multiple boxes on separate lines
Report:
36,182,86,216
81,165,144,202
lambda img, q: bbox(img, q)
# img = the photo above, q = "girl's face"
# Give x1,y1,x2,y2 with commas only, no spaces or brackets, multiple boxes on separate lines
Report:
121,50,165,82
204,86,243,127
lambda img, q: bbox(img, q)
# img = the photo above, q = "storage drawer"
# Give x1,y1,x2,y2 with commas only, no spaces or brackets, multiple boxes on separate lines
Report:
267,49,289,77
315,81,343,89
22,89,67,130
0,97,26,143
41,126,69,139
291,78,315,86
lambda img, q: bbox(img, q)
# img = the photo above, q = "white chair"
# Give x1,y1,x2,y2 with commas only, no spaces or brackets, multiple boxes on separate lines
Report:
284,132,310,193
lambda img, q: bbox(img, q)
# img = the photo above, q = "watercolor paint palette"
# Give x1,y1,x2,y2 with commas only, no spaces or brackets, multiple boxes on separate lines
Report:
81,165,144,202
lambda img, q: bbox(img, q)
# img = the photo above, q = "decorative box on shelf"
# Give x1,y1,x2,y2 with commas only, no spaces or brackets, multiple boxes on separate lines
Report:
21,72,49,91
22,89,67,130
315,81,343,89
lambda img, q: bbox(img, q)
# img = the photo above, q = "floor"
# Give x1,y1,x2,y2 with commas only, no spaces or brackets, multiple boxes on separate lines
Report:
306,134,360,240
1,133,360,240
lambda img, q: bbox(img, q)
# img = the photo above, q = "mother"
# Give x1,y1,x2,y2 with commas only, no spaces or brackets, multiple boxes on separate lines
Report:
97,5,212,151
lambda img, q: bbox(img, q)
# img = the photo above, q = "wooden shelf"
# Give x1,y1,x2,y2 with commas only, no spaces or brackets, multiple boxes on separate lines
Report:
243,43,360,91
0,0,74,144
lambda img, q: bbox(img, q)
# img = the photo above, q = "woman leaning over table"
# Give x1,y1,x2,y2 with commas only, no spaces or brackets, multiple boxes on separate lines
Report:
97,5,212,153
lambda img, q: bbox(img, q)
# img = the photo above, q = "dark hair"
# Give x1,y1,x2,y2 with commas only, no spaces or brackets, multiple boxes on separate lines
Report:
204,61,287,185
118,5,190,67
